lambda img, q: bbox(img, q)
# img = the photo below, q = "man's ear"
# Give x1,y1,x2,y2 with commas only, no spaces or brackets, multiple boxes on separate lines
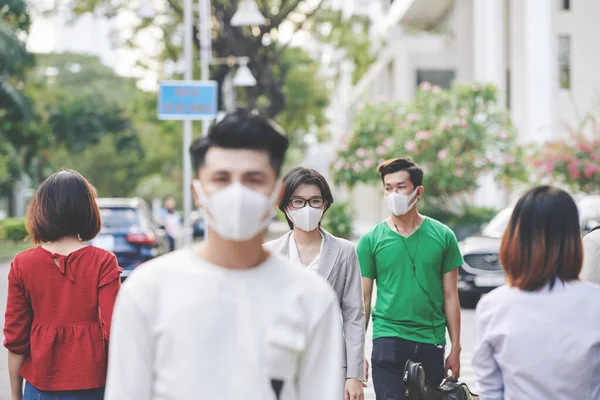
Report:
192,180,202,208
417,185,425,199
276,183,285,206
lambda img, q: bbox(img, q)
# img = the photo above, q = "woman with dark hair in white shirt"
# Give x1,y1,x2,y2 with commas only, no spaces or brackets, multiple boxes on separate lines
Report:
473,185,600,400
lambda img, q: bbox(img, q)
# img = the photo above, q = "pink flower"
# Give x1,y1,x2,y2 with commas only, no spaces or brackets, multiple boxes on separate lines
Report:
405,140,418,153
376,146,386,155
397,121,407,129
432,85,441,94
455,118,468,128
498,131,509,140
568,160,579,173
456,168,465,177
456,158,463,166
419,81,432,91
437,149,449,160
416,130,433,140
363,159,375,168
545,163,554,174
438,122,450,131
386,113,395,121
333,160,344,170
408,113,420,122
458,109,468,118
351,163,361,172
571,171,581,180
584,164,596,178
356,147,368,157
384,138,395,147
592,153,599,161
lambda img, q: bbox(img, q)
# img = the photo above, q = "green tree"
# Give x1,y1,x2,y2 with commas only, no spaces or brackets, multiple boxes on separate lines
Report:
0,0,33,120
333,82,527,208
64,0,329,119
310,7,376,84
0,0,34,197
19,53,144,184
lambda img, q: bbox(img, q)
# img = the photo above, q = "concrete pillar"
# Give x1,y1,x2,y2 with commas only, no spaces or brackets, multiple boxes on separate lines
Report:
473,0,507,103
472,0,508,210
523,0,553,143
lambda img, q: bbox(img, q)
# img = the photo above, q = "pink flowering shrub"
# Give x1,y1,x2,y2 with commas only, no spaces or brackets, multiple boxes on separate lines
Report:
531,136,600,193
332,82,526,199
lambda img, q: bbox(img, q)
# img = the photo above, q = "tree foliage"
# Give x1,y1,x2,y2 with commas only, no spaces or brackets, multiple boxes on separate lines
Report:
333,82,527,207
65,0,326,117
0,0,34,196
310,7,376,84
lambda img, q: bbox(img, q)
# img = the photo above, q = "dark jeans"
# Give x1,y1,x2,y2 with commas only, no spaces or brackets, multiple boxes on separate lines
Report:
24,382,105,400
167,235,175,252
372,337,445,400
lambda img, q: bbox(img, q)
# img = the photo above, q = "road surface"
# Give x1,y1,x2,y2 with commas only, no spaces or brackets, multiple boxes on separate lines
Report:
0,261,478,399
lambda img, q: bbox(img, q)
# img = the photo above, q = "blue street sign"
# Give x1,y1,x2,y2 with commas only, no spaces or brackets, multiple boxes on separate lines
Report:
157,80,218,120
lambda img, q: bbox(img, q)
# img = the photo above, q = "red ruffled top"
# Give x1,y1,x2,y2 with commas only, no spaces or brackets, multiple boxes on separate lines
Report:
3,246,122,391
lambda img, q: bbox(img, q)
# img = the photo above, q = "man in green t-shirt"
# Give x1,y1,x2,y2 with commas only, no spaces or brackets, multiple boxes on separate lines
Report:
358,157,463,399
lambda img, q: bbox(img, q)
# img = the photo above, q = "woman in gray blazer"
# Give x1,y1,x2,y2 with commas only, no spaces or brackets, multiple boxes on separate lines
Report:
265,167,366,400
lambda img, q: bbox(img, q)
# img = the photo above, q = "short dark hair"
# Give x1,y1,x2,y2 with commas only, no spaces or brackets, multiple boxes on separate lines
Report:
189,109,289,176
500,185,583,291
279,167,334,229
377,157,424,188
25,169,102,244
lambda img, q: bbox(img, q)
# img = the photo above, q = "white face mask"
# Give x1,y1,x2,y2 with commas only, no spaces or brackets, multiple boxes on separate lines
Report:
385,188,419,216
286,206,324,232
193,180,279,242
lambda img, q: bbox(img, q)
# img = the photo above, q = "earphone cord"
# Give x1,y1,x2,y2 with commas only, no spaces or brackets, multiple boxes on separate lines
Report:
396,224,444,345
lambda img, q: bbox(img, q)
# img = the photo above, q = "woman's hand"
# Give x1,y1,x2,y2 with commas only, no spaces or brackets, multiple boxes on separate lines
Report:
344,378,365,400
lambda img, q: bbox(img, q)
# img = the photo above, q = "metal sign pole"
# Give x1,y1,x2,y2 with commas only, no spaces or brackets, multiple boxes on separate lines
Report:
182,0,194,247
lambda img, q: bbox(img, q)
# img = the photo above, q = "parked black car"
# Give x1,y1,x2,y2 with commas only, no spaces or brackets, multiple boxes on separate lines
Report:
458,195,600,307
92,198,169,279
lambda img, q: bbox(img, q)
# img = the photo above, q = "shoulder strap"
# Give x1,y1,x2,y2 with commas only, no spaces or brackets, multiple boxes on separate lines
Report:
588,225,600,235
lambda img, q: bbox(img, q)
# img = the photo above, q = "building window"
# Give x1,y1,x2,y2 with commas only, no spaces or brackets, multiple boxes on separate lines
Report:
560,0,570,11
558,35,571,89
416,69,456,89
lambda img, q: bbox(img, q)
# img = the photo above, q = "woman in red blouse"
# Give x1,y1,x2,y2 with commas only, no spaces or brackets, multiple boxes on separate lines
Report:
4,170,122,400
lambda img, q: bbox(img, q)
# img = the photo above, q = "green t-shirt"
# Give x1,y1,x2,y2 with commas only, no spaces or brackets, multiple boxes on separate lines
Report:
357,217,463,345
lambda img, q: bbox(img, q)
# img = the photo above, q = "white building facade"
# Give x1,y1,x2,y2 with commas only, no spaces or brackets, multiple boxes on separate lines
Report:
327,0,600,229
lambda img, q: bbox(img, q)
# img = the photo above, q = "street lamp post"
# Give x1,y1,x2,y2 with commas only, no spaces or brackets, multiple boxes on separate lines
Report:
142,0,265,246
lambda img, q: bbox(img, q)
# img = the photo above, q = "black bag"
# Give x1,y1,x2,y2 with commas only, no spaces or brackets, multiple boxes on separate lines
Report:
403,360,480,400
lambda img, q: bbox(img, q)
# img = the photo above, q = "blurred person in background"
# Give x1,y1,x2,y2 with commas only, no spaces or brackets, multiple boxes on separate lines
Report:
4,170,122,400
473,186,600,399
358,158,463,399
105,110,344,400
265,167,366,400
582,226,600,285
160,195,182,252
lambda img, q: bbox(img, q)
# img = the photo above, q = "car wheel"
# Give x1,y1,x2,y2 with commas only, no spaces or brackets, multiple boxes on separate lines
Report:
459,292,480,309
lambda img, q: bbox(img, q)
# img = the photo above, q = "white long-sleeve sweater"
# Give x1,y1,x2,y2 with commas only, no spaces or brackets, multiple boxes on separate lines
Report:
105,249,344,400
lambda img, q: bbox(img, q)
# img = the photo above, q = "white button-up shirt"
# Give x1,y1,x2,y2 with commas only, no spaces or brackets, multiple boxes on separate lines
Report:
288,233,323,272
472,280,600,400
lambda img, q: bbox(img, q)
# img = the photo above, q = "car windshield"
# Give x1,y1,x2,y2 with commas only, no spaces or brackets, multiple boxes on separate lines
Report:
100,207,141,230
481,208,513,238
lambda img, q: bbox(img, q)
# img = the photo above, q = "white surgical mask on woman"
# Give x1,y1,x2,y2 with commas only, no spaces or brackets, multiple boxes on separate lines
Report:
287,206,323,232
193,180,280,241
385,188,419,216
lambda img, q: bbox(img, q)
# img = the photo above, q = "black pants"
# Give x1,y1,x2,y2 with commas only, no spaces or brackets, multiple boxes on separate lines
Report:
372,337,445,400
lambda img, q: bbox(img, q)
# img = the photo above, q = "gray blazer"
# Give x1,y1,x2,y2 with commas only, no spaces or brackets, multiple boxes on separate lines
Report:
582,229,600,285
265,228,366,381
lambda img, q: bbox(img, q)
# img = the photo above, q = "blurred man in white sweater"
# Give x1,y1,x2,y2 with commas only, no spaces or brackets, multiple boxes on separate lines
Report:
105,110,344,400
